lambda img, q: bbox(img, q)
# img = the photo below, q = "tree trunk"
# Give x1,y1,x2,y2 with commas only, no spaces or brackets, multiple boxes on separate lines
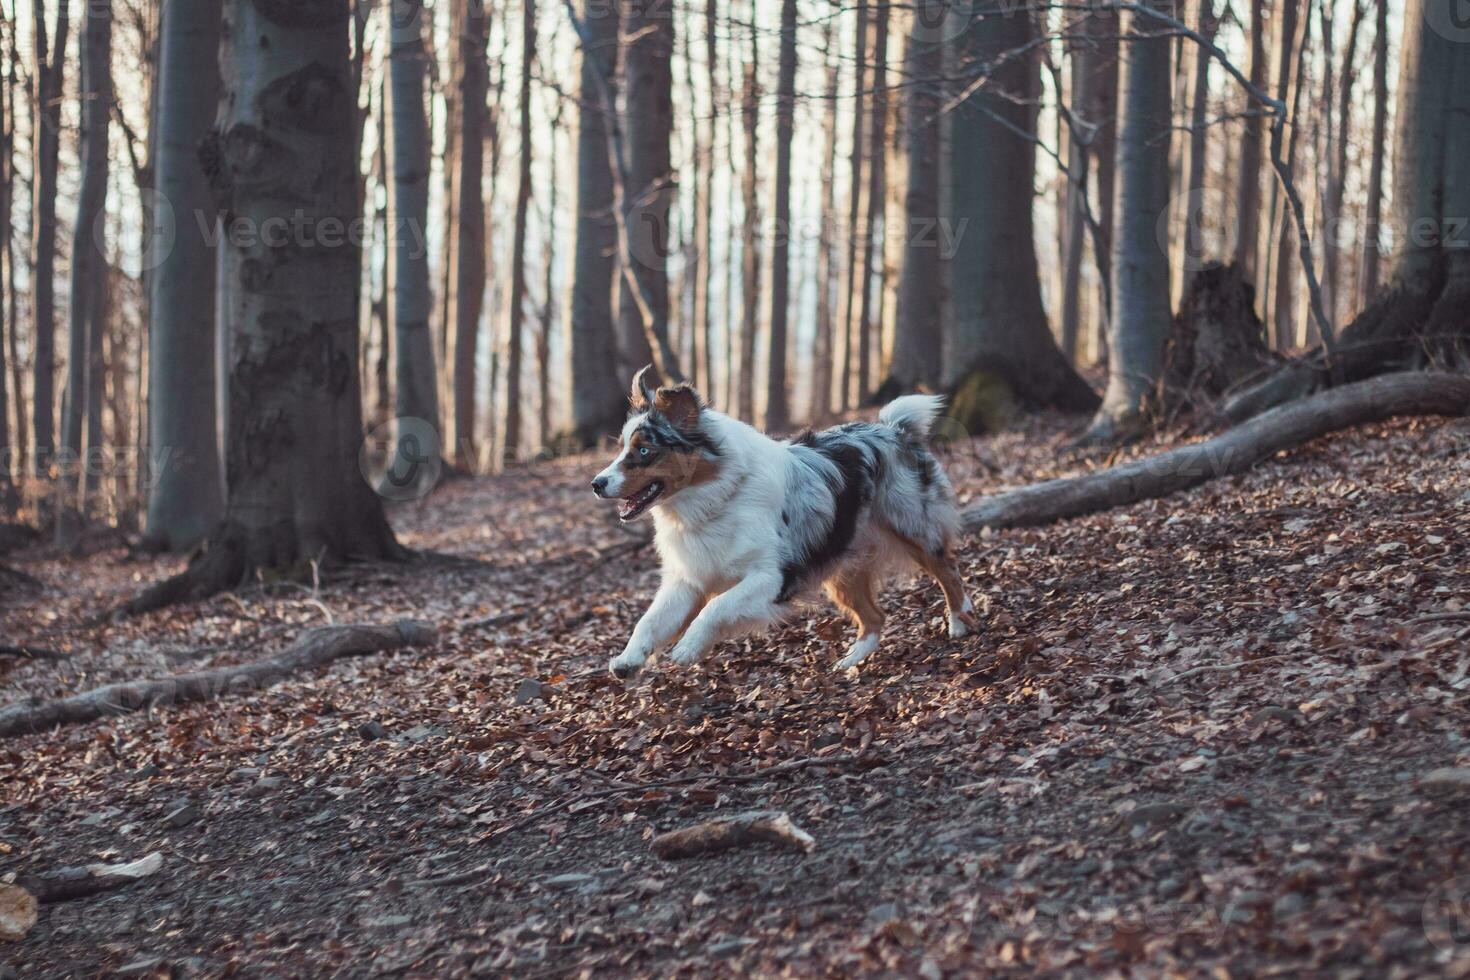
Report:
737,40,760,421
838,0,869,414
145,0,223,552
564,0,625,448
764,0,796,430
1359,0,1388,303
386,0,441,492
130,0,404,614
1234,0,1267,282
0,36,11,494
808,17,840,422
855,0,888,406
1058,9,1118,368
449,0,488,466
504,0,535,462
701,0,720,402
1219,0,1470,424
617,0,675,377
1270,0,1310,350
58,0,111,537
31,0,69,475
948,3,1097,434
1085,2,1175,441
889,0,944,391
1181,0,1217,267
1324,0,1365,329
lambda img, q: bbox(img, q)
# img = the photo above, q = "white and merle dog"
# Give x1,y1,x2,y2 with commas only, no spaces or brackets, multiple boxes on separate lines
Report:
592,366,977,677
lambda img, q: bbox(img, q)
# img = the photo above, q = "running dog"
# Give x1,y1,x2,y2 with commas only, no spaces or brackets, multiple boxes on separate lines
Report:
592,366,976,677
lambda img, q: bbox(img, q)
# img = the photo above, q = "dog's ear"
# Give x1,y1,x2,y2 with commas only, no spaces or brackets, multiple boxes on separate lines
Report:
629,364,659,412
654,384,702,430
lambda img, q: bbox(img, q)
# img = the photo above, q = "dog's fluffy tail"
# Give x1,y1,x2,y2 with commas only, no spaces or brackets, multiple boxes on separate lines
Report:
879,394,945,445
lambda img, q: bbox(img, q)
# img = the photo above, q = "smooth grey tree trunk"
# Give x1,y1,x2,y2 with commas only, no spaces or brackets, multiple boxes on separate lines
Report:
145,0,224,552
1182,0,1216,265
450,0,487,466
386,0,440,492
504,0,535,461
1359,0,1388,303
889,0,943,390
808,18,839,423
1087,3,1175,441
1234,0,1267,281
738,49,760,422
31,0,69,474
0,38,11,487
58,0,110,536
1271,0,1310,350
855,0,888,405
128,0,403,613
617,0,674,377
565,0,625,447
946,3,1096,424
837,0,868,413
764,0,795,430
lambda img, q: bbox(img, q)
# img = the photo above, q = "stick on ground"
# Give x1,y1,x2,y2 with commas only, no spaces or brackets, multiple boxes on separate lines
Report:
0,621,435,739
963,372,1470,531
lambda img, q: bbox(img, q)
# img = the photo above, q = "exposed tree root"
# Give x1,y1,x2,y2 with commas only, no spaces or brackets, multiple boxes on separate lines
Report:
0,621,435,739
962,371,1470,531
121,522,411,618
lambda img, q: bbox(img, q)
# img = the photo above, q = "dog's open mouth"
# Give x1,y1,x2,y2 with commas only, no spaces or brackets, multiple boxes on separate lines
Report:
618,480,665,521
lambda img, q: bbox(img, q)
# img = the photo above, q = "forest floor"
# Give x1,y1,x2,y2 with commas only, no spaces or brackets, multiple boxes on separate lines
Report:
3,413,1470,977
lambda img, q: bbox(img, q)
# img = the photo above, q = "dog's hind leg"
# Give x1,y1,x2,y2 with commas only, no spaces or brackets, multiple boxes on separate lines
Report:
825,569,886,670
892,537,977,638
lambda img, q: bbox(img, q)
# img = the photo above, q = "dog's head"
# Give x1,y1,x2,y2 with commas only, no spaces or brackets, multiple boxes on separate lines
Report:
591,366,723,521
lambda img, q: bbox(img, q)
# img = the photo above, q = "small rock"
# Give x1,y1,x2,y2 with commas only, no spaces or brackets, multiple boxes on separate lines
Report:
358,720,387,741
868,902,903,925
1421,768,1470,793
114,958,166,976
1273,892,1306,920
541,873,595,891
513,678,548,705
708,938,756,958
162,803,199,829
231,767,261,781
1121,802,1189,833
1251,705,1303,728
246,776,286,798
1073,858,1101,877
692,890,714,907
134,764,162,779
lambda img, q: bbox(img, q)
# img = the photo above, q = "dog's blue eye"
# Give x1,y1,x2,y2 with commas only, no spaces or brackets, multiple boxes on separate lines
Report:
639,447,650,457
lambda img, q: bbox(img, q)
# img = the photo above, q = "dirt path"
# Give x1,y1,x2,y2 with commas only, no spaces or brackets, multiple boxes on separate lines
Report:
3,417,1470,976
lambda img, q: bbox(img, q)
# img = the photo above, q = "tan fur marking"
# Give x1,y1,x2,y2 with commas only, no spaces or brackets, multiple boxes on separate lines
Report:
890,534,976,629
824,569,885,638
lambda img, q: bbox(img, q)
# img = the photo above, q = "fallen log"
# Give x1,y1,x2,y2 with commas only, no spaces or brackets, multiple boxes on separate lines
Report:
14,852,164,904
651,810,817,859
963,372,1470,531
0,620,435,739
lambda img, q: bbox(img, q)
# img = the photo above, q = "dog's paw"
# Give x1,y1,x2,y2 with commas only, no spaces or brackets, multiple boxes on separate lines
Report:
667,641,702,667
608,651,645,680
834,633,880,670
949,598,979,639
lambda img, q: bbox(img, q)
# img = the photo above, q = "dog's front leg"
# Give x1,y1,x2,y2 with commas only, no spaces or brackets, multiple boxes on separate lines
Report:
609,579,703,679
667,571,783,667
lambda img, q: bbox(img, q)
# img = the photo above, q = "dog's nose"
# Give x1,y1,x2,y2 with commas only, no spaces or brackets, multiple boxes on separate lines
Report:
591,476,610,497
